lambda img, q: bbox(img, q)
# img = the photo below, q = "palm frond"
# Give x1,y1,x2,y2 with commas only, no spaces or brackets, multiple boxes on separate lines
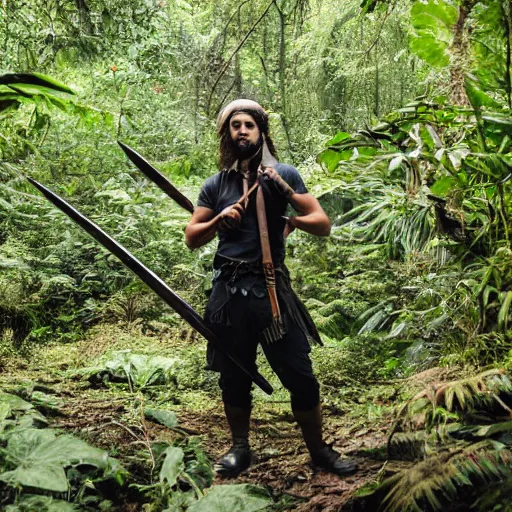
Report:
434,369,511,413
0,73,75,94
357,297,397,334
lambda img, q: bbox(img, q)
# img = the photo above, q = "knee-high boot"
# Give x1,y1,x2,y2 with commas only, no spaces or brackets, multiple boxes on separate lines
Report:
293,403,358,476
214,403,252,476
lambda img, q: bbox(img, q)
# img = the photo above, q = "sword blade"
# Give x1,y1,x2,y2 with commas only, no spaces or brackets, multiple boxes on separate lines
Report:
27,178,273,395
118,141,195,214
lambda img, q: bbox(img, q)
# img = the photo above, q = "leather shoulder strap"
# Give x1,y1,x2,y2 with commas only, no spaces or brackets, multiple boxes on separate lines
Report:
256,178,285,342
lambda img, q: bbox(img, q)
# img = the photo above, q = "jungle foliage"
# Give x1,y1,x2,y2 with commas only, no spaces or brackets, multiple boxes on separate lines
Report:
313,0,512,509
1,0,512,510
0,390,273,511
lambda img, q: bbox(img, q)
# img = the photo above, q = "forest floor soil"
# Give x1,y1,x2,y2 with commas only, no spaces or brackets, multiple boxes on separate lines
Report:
47,389,408,511
0,328,458,510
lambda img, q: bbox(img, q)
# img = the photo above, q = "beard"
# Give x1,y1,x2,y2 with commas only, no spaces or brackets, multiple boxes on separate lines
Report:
234,135,263,160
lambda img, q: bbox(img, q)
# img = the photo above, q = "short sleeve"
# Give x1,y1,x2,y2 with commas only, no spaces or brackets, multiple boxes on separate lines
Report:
276,164,308,194
197,175,218,209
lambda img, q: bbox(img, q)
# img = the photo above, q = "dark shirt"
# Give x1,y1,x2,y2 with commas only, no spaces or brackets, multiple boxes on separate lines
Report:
197,163,307,266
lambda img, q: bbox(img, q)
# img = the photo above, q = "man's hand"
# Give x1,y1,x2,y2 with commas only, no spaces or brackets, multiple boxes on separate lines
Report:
260,167,294,199
218,203,244,232
185,200,248,249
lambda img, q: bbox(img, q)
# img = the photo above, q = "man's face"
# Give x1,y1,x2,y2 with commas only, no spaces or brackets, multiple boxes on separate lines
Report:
229,113,261,158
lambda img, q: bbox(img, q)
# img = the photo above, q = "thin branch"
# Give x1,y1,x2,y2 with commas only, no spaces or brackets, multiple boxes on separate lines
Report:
215,0,252,56
361,4,392,59
110,419,156,471
215,79,237,117
181,472,204,499
109,420,142,440
207,0,274,114
492,392,512,415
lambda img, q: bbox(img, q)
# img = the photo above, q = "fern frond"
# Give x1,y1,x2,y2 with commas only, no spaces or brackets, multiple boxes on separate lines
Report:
317,298,359,317
381,451,461,512
0,257,29,270
388,431,426,461
404,369,511,421
381,444,512,512
435,369,511,412
303,298,327,309
308,297,364,339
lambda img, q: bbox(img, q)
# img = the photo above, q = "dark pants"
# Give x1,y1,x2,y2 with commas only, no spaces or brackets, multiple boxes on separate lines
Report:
206,285,320,411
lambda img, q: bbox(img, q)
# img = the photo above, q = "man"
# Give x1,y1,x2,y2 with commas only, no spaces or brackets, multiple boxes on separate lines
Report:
185,99,357,477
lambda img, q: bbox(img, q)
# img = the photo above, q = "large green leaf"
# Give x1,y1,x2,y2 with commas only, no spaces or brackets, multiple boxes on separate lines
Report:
0,393,33,415
0,428,123,492
0,72,110,124
1,465,69,493
145,408,178,429
188,484,272,512
498,291,512,332
465,79,502,109
317,149,344,172
326,131,351,146
410,36,450,68
0,73,74,94
475,421,512,438
100,350,181,388
159,446,185,487
409,0,457,68
430,176,456,196
411,0,458,31
0,393,47,434
0,73,75,115
5,494,78,512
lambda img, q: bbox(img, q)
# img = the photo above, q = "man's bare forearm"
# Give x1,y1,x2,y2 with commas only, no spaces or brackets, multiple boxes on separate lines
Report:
287,192,331,237
185,219,218,249
288,211,331,237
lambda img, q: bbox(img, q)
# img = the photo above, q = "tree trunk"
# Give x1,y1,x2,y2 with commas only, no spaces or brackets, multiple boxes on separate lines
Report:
234,5,243,97
75,0,93,34
194,74,200,144
206,0,273,113
261,18,272,103
503,0,512,109
374,47,380,118
449,0,476,105
276,2,293,156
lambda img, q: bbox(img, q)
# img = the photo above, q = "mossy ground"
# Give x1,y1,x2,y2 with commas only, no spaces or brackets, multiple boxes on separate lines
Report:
0,322,460,511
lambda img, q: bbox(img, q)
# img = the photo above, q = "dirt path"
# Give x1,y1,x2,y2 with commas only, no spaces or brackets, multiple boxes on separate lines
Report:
46,386,408,511
205,408,390,512
2,341,455,511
